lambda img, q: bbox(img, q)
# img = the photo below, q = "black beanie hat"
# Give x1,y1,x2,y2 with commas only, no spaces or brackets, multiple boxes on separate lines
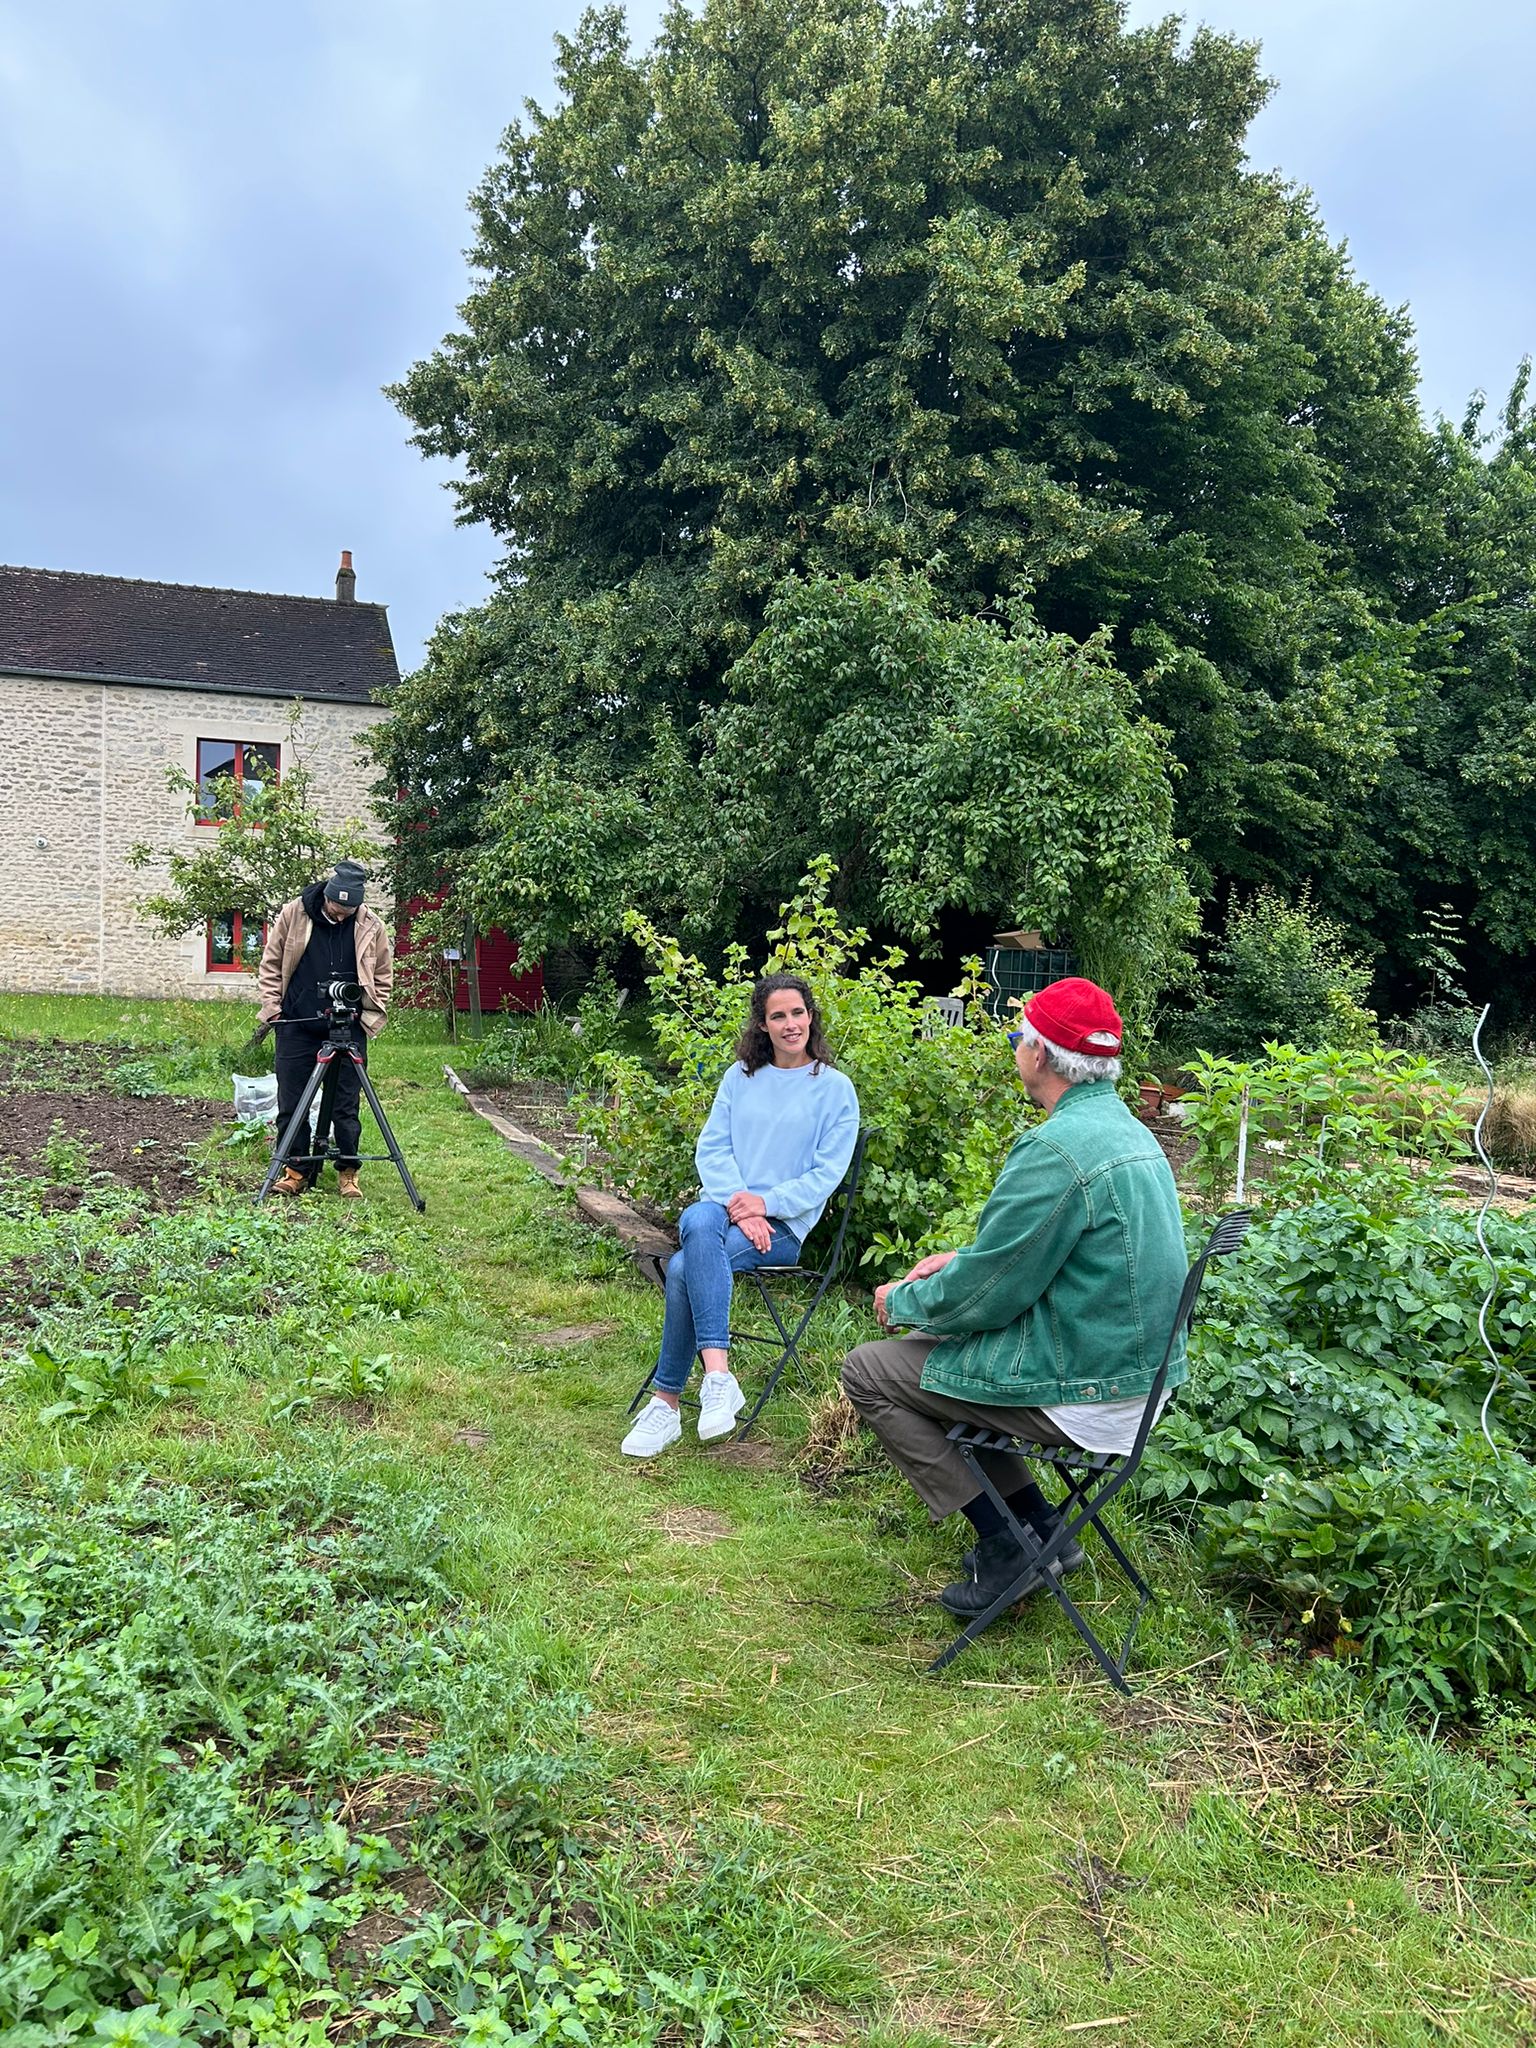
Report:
323,860,368,906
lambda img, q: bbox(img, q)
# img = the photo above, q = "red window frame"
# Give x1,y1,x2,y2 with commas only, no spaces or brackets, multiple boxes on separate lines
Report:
206,911,266,974
196,738,280,824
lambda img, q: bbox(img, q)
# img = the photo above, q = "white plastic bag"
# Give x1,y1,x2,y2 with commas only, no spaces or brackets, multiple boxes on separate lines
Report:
232,1074,279,1124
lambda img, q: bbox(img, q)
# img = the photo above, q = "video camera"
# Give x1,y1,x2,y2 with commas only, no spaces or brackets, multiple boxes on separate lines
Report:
323,978,365,1013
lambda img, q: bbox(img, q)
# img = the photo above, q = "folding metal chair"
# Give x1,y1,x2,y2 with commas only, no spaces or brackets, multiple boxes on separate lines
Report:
629,1130,868,1442
928,1208,1251,1690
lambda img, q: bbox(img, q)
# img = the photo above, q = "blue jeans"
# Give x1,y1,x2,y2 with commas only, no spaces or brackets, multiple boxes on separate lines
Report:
653,1201,801,1394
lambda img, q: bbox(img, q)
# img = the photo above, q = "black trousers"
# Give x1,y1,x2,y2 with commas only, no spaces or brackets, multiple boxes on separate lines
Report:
275,1031,365,1171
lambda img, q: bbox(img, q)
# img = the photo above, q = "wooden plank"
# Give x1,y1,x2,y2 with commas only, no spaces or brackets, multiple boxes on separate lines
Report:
573,1185,676,1260
461,1090,568,1185
449,1073,677,1257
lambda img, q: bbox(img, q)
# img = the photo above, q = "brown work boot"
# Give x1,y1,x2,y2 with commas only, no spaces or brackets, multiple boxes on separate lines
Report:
271,1167,308,1198
336,1167,362,1200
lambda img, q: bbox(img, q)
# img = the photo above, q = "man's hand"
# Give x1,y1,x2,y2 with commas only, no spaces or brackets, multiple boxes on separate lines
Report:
257,1001,281,1025
739,1213,774,1255
727,1190,767,1226
902,1249,958,1284
874,1281,894,1330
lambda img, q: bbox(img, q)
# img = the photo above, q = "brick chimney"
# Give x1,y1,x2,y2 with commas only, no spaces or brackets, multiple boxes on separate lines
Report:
335,549,356,602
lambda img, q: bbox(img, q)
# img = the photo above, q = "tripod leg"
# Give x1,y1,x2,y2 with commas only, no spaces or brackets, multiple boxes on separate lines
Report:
257,1051,332,1205
308,1058,340,1186
355,1054,427,1212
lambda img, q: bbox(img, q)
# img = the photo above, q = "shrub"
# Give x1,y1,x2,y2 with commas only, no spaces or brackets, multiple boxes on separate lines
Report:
578,860,1027,1275
1190,887,1376,1058
469,973,627,1090
1143,1189,1536,1708
1180,1040,1468,1214
1391,903,1482,1056
1208,1442,1536,1713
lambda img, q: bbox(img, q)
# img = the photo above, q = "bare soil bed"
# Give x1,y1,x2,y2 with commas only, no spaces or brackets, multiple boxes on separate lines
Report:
476,1080,592,1153
0,1036,229,1203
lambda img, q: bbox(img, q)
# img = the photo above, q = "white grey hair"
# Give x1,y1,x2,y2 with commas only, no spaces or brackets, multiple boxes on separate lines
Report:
1015,1018,1122,1086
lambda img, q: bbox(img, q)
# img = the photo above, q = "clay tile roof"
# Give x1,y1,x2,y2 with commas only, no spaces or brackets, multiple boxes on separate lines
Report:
0,564,400,704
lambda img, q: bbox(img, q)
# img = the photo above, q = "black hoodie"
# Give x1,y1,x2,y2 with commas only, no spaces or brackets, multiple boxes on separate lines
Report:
281,880,360,1031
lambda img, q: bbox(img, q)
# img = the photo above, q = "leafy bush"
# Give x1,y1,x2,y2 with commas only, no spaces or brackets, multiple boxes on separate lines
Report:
1144,1188,1536,1708
579,860,1027,1274
1180,1040,1469,1213
1190,888,1377,1058
468,973,627,1090
1390,904,1482,1057
1209,1442,1536,1712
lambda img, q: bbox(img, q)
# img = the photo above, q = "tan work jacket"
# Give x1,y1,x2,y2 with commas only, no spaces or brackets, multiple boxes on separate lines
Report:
257,895,393,1039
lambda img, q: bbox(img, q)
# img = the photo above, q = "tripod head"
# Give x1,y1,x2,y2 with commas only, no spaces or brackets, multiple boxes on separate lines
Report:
319,978,365,1046
269,978,365,1049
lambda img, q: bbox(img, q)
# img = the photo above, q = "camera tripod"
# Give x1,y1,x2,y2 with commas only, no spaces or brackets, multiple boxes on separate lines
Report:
255,1018,426,1212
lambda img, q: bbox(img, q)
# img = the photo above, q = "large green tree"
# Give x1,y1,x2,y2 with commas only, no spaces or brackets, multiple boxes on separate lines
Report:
374,0,1528,997
465,571,1197,1010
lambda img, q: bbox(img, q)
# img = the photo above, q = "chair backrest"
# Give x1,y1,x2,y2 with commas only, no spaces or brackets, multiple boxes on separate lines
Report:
805,1128,869,1278
1122,1208,1251,1466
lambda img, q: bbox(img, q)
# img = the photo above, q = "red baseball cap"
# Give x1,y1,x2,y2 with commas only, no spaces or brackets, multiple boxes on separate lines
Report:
1021,977,1123,1055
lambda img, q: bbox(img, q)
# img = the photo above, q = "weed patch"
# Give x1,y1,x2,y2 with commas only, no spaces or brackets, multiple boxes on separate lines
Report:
0,1470,584,2037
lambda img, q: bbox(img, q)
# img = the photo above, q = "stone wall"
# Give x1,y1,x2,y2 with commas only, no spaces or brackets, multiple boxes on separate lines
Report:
0,674,388,999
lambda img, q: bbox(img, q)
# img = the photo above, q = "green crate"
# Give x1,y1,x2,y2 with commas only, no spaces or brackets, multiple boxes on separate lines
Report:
984,944,1077,1017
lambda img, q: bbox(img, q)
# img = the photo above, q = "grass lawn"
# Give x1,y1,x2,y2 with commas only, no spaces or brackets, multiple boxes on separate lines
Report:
1,992,1533,2046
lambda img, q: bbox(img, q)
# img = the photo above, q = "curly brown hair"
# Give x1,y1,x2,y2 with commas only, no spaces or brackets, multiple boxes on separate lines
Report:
734,973,835,1076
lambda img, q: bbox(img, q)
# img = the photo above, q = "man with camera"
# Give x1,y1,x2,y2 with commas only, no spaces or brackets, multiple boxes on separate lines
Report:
257,860,393,1198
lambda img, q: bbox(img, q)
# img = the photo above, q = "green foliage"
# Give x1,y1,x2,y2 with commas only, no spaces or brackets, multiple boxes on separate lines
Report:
262,1346,397,1424
1210,1445,1536,1714
17,1322,209,1426
1180,1040,1469,1212
127,709,378,941
377,0,1526,997
1145,1188,1536,1709
469,975,628,1090
579,861,1027,1274
1392,904,1482,1055
40,1119,90,1185
0,1472,582,2039
458,576,1196,1032
0,1180,427,1371
1188,889,1377,1060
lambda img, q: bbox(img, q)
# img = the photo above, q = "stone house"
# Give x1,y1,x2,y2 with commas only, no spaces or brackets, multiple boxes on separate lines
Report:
0,555,397,999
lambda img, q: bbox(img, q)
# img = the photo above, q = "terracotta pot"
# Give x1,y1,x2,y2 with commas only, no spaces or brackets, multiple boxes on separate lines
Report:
1138,1082,1164,1115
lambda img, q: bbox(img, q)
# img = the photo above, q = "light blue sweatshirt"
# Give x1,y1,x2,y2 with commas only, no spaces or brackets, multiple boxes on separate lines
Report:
694,1060,860,1247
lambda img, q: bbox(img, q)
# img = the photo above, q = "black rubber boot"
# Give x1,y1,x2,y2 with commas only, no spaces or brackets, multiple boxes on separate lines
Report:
962,1529,1087,1579
940,1530,1036,1617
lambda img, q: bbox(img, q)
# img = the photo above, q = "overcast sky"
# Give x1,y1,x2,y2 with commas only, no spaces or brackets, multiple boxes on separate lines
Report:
1,1,1530,673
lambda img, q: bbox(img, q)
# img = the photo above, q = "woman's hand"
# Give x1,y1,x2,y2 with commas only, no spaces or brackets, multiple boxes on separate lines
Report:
903,1249,958,1283
727,1190,767,1226
739,1213,774,1255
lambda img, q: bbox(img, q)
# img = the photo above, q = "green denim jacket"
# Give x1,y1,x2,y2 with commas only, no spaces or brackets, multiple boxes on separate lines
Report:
882,1080,1188,1409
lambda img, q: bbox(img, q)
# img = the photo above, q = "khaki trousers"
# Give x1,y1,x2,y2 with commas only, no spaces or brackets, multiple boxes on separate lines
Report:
842,1336,1077,1521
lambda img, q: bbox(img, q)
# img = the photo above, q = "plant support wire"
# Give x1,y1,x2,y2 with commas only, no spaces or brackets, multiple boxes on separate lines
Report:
1471,1004,1505,1451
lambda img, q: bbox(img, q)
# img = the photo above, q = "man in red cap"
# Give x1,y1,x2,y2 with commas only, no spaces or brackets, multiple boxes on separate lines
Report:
842,977,1188,1624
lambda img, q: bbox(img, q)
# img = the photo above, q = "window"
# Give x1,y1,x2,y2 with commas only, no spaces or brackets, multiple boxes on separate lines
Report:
196,738,280,822
207,912,266,973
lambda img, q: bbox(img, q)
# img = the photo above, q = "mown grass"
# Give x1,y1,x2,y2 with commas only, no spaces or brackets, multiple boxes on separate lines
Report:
1,993,1534,2044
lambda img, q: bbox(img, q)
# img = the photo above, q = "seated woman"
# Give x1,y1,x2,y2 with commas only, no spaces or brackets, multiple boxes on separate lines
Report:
622,973,860,1457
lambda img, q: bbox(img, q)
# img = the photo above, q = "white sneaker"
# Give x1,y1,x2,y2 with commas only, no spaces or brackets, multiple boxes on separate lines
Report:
621,1397,683,1458
698,1371,746,1442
